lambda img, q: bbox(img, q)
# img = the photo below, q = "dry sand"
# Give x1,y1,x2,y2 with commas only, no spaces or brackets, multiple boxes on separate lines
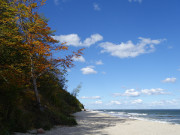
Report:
15,110,180,135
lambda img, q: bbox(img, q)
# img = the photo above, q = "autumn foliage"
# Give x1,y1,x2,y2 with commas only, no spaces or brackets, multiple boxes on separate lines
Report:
0,0,84,134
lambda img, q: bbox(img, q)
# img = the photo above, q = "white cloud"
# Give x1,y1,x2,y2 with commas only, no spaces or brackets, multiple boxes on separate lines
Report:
81,66,97,75
84,34,103,46
94,100,103,104
113,88,168,97
124,89,140,97
141,88,166,95
53,33,103,47
93,3,101,11
110,101,121,105
162,77,177,83
128,0,142,3
131,99,143,104
96,60,103,65
72,56,85,62
81,96,101,99
100,37,165,58
113,89,140,97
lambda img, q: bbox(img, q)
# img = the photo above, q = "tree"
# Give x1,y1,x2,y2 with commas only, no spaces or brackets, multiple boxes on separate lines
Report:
72,83,82,97
7,0,84,110
0,0,24,85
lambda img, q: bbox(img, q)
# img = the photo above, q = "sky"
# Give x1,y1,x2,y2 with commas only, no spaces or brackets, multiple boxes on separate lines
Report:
40,0,180,109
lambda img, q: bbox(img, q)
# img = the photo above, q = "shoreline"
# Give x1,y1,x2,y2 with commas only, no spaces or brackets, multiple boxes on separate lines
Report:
93,109,180,125
16,110,180,135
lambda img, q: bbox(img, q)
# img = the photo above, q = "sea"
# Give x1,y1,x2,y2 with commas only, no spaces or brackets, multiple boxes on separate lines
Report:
93,109,180,125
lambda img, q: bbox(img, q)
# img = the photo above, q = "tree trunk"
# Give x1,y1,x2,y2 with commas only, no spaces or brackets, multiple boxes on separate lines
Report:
32,77,40,104
32,77,43,111
30,54,43,111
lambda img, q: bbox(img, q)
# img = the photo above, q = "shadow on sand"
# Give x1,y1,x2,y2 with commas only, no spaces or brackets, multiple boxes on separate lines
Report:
50,111,128,135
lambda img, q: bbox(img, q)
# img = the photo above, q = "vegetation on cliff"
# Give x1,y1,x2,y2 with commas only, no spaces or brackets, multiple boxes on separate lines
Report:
0,0,84,134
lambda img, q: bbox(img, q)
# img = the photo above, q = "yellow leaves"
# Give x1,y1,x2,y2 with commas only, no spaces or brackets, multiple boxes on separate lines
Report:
17,3,27,10
15,16,19,21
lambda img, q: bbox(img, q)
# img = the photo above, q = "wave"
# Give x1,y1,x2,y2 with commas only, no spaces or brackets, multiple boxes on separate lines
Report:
98,110,180,125
128,113,147,116
91,110,103,113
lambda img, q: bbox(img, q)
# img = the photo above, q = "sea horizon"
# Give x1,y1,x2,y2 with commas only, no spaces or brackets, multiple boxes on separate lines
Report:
92,109,180,125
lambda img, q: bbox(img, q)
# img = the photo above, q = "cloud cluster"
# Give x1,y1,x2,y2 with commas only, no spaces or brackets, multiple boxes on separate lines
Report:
131,99,143,104
113,88,168,97
81,96,101,99
53,34,164,59
162,77,177,83
81,66,97,75
113,89,140,97
124,89,140,96
110,100,121,105
100,37,165,58
53,34,103,47
141,88,166,95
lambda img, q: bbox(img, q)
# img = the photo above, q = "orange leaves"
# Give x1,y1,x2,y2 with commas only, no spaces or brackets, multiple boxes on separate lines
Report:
73,48,85,57
0,64,28,86
61,42,67,45
31,3,37,8
10,0,85,79
41,0,46,6
55,46,68,51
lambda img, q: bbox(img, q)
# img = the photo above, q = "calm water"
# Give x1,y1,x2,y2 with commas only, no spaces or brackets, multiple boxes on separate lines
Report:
95,109,180,124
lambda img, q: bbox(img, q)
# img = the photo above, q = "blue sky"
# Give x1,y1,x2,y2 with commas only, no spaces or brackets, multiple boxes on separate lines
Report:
40,0,180,109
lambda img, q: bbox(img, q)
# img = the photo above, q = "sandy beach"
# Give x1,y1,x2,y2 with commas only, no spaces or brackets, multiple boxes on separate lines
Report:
16,110,180,135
